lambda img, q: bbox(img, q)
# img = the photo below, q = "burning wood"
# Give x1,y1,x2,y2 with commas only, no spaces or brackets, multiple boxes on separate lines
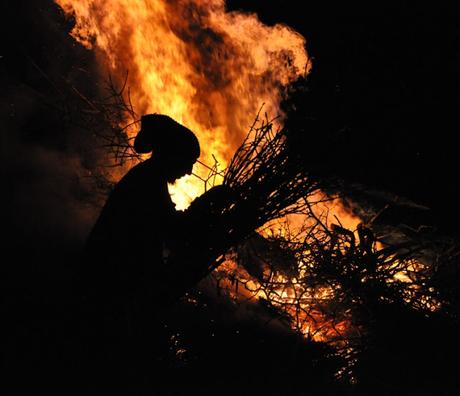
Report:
209,210,446,381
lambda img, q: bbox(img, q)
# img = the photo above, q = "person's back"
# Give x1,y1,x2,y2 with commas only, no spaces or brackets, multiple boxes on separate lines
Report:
78,114,201,390
85,158,176,290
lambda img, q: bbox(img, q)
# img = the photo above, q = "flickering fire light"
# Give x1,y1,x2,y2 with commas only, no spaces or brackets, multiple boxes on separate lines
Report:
55,0,310,209
55,1,438,357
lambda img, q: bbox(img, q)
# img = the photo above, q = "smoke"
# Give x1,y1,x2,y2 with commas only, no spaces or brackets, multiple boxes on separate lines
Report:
55,0,309,168
3,110,94,246
1,1,106,282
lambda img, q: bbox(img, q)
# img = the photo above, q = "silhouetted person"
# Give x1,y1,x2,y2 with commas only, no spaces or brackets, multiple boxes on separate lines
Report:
80,114,200,390
85,114,199,287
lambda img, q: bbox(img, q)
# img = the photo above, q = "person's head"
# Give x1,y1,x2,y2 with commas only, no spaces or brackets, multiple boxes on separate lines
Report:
134,114,200,182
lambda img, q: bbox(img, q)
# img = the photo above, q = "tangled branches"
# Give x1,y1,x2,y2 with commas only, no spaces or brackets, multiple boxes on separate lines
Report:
208,209,445,381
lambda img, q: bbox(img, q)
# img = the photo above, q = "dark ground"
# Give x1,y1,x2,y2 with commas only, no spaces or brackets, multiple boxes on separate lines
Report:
1,1,460,394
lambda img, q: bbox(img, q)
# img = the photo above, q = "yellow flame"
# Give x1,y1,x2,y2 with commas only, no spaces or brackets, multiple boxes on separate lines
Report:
55,0,310,208
55,0,385,345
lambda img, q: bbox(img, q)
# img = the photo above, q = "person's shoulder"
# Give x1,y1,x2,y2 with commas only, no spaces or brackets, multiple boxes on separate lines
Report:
113,160,167,198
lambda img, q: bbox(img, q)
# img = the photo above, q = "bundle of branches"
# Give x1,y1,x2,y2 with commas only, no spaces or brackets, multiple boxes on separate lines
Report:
164,112,322,301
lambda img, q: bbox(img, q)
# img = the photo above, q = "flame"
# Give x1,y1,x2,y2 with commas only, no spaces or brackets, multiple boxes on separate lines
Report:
213,259,355,344
56,2,438,361
55,0,310,208
55,0,368,345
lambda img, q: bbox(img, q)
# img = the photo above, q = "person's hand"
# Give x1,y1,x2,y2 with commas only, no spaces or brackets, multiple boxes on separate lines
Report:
188,185,234,215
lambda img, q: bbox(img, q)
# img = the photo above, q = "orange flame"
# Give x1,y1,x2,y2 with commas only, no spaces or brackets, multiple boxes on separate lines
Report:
55,0,372,346
55,0,310,208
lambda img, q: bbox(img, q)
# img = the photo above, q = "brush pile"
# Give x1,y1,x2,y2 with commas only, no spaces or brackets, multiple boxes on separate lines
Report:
211,214,443,381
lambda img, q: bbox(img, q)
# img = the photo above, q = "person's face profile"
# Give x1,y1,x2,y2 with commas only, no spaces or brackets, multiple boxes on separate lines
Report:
165,154,198,182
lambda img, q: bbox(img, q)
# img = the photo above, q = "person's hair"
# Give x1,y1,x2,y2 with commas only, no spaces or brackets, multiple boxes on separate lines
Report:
134,114,200,160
